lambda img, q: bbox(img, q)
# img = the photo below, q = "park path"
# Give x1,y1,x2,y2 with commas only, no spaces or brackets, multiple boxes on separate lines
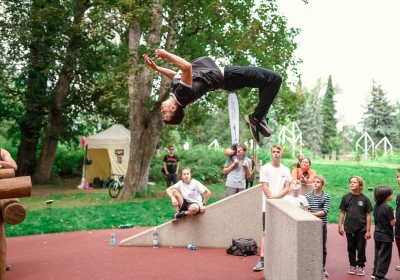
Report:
5,225,400,280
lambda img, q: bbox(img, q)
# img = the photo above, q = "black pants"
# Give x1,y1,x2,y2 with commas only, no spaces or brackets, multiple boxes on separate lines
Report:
346,230,367,267
373,240,392,278
165,173,178,188
224,66,282,121
323,224,327,267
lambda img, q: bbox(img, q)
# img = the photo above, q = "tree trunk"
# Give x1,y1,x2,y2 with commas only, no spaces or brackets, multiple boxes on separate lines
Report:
32,0,90,183
120,2,166,199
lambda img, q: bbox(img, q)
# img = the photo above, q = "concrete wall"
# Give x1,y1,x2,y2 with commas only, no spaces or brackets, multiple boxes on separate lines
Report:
264,199,323,280
120,185,263,248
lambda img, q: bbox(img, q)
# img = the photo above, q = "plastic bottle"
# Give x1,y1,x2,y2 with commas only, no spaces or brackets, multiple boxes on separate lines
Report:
118,223,134,229
110,233,115,246
186,244,197,250
152,228,159,248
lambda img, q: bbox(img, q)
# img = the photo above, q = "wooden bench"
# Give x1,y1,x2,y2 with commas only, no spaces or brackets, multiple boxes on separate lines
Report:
0,169,32,280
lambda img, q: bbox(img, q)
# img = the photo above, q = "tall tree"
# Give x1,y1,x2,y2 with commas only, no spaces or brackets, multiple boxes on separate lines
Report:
302,81,323,156
362,81,398,146
320,75,338,155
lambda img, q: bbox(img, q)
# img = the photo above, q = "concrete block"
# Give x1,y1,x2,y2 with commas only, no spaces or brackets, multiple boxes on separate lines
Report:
264,199,323,280
120,185,263,248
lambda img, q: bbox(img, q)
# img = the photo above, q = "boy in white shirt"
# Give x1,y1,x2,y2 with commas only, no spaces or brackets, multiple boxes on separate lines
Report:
284,179,309,211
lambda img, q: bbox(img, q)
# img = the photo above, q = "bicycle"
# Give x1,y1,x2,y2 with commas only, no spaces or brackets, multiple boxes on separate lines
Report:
108,174,125,198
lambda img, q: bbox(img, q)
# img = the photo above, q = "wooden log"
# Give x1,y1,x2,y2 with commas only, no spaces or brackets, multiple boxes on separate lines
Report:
0,169,15,179
0,218,6,280
0,199,26,225
0,176,32,200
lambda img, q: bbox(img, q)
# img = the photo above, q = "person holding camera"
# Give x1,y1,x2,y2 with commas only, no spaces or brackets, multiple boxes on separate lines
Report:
291,157,315,185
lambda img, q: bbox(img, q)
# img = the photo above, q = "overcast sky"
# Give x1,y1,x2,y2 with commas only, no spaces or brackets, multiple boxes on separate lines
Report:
275,0,400,129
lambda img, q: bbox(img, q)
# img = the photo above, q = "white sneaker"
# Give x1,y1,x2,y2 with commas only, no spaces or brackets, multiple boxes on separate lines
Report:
253,259,264,271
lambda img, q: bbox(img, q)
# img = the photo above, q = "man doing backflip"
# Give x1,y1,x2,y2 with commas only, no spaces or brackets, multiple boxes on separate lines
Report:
143,49,282,142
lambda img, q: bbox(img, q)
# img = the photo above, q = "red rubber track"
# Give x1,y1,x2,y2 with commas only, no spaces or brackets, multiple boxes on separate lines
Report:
5,225,400,280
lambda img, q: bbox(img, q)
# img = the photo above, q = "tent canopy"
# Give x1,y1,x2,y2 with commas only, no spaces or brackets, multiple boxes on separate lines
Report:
84,124,130,184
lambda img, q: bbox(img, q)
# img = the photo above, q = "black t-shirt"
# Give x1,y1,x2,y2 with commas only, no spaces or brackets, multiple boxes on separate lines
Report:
395,194,400,238
170,56,224,108
373,203,394,242
163,154,179,174
339,193,372,234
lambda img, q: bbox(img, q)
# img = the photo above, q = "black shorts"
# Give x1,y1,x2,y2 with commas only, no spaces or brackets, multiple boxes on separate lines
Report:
179,199,201,215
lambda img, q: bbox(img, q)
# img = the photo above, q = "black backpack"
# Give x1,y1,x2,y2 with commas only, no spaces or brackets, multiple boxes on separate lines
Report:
93,177,103,189
226,238,258,257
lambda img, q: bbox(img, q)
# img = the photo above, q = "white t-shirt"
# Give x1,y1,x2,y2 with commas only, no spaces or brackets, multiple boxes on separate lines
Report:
260,162,291,212
283,195,309,209
173,179,207,203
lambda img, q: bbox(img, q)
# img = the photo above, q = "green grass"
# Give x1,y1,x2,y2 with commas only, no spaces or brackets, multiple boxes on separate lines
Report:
6,160,400,237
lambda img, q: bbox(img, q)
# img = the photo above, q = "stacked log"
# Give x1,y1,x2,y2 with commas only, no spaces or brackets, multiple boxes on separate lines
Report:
0,170,31,280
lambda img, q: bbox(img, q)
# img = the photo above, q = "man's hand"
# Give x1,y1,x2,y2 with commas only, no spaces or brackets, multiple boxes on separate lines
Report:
155,49,169,60
267,194,278,199
338,227,345,236
143,54,158,71
233,158,238,166
242,161,248,168
364,231,371,240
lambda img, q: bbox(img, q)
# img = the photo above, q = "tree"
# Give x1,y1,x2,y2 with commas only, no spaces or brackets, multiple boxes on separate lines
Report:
119,0,303,198
362,81,398,146
301,81,323,156
0,0,123,180
320,75,338,155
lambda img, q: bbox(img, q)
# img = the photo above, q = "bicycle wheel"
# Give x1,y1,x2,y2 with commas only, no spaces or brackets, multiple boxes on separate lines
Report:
108,180,120,198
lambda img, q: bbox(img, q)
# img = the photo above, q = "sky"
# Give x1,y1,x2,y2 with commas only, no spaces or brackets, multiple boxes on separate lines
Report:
275,0,400,129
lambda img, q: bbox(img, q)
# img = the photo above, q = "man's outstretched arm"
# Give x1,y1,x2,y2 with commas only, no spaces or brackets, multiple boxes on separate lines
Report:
143,54,176,80
154,49,192,86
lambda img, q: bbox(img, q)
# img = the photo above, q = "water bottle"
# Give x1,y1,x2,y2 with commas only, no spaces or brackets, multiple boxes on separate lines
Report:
152,228,159,248
110,233,115,246
186,244,197,250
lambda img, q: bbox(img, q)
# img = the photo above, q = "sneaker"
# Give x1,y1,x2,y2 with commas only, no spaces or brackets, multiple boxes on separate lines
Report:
371,276,375,279
396,266,400,271
259,117,271,137
323,268,329,277
244,114,260,143
357,266,365,276
253,259,264,271
348,266,357,275
6,264,10,271
174,211,186,220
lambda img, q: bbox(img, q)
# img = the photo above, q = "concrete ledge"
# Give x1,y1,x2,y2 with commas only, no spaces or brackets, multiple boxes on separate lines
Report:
265,199,323,279
120,185,263,248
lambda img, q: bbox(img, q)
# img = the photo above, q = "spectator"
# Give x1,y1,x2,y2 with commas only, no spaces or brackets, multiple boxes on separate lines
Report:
395,168,400,271
372,186,395,280
283,179,309,211
338,176,372,276
223,144,252,197
253,145,291,272
0,148,17,272
166,167,211,220
246,155,256,189
163,146,179,189
290,153,304,169
306,175,331,278
291,157,316,185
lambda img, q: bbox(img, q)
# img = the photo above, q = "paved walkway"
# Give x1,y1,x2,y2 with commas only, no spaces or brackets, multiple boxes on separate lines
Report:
4,225,400,280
